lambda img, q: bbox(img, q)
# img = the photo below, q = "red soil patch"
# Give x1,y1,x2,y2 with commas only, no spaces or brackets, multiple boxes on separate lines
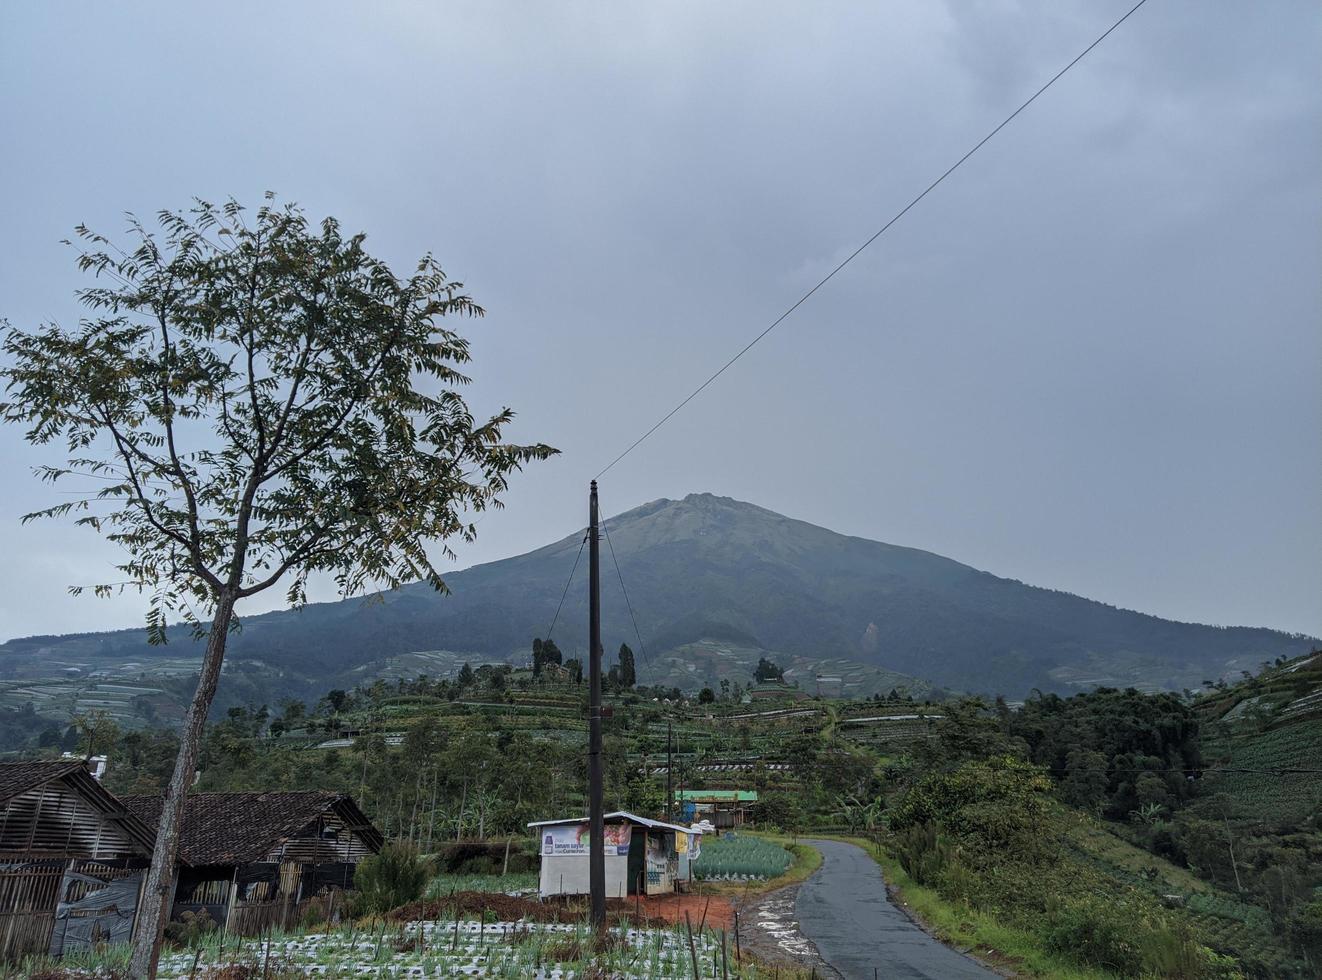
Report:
388,889,735,931
632,891,735,930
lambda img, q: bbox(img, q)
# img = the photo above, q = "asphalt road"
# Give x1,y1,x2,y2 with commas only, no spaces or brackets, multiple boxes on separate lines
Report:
796,839,998,980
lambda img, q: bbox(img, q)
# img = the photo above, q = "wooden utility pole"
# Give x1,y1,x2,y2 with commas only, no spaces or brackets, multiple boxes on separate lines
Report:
588,480,606,931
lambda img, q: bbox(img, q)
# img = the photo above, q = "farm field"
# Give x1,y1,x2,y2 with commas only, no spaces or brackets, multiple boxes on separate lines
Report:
1197,652,1322,824
17,918,774,979
692,834,792,881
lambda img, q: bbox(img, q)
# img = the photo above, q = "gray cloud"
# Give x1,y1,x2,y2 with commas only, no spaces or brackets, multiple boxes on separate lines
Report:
1,0,1318,643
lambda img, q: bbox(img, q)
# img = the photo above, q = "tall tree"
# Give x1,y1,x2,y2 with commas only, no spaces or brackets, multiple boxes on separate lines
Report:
0,197,555,977
617,643,636,688
542,638,562,668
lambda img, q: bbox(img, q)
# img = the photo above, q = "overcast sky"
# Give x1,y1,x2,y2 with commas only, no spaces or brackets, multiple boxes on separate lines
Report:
2,0,1319,644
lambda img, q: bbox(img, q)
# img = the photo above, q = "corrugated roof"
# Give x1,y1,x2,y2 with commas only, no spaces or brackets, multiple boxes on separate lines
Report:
527,810,695,835
121,792,382,866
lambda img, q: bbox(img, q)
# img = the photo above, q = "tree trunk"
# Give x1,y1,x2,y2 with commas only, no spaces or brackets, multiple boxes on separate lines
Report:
425,769,438,853
129,591,237,979
456,779,467,841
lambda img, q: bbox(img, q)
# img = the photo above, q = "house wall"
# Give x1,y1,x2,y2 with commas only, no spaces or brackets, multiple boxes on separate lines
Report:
538,854,630,898
47,861,145,958
0,782,144,963
172,859,360,936
263,813,374,864
642,831,678,895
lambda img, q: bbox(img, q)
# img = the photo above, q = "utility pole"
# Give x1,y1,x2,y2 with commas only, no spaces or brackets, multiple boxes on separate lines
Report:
587,480,605,931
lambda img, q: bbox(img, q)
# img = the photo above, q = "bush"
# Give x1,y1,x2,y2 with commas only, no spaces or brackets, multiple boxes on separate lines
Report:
1044,896,1146,976
164,907,216,948
1140,922,1243,980
351,841,434,914
1288,899,1322,963
890,756,1054,864
1046,899,1244,980
434,839,536,874
890,822,954,886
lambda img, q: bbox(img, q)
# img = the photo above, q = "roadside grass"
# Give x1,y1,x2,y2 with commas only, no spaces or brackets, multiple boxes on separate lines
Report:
822,835,1118,980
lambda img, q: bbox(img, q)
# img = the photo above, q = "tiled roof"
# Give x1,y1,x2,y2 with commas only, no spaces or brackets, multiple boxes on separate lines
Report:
120,791,382,866
0,759,85,804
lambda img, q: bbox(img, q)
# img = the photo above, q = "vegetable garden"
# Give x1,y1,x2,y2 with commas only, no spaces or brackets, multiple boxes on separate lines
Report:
692,834,792,881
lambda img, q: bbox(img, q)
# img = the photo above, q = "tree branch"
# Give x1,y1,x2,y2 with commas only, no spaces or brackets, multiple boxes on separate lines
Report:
236,523,333,598
155,287,205,559
97,410,222,593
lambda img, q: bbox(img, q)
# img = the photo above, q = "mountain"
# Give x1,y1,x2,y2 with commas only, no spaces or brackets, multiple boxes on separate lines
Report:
0,493,1314,716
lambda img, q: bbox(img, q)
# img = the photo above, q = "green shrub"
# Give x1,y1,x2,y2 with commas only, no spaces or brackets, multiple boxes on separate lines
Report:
163,907,216,948
351,841,435,914
890,756,1055,864
1044,896,1146,976
890,822,953,886
1288,899,1322,963
1046,899,1245,980
1140,921,1243,980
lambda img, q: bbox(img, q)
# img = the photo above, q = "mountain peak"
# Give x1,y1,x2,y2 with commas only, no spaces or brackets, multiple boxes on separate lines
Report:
3,494,1314,700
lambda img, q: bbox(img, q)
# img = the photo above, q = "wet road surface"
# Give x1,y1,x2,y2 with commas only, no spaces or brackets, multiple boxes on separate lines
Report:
796,839,998,980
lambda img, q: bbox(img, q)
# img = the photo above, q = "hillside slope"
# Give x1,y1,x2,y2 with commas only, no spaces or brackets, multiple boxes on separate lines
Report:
1,494,1313,703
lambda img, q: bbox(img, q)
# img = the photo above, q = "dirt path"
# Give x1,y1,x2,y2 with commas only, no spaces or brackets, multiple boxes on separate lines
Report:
733,882,838,978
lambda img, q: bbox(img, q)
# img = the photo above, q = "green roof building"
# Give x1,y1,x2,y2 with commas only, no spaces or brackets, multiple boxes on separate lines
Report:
674,789,757,829
674,790,758,803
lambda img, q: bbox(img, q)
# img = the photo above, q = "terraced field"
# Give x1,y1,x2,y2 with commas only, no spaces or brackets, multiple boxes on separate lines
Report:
1198,651,1322,823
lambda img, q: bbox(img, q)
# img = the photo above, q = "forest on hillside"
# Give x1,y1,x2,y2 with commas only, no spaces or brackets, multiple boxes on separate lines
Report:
11,644,1317,978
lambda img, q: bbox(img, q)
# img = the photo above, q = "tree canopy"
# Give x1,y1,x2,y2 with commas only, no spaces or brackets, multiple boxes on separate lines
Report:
1,196,555,977
2,196,556,632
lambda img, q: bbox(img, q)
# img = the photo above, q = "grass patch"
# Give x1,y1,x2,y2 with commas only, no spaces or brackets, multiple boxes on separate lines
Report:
425,870,538,898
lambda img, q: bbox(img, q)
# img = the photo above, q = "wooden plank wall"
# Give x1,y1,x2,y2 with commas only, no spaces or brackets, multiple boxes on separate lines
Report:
0,863,62,962
266,813,375,864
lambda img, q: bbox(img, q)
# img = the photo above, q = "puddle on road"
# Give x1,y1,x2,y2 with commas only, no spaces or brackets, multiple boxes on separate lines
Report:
754,891,816,958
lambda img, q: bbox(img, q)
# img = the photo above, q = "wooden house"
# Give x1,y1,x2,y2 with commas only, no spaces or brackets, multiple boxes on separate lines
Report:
0,760,156,961
121,791,382,935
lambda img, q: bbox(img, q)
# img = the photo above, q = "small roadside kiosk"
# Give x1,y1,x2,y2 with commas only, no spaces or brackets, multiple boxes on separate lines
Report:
528,811,700,898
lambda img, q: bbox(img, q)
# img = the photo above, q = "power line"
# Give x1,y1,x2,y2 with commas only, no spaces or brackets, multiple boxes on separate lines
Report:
543,530,587,643
594,0,1151,479
600,508,653,679
969,766,1322,776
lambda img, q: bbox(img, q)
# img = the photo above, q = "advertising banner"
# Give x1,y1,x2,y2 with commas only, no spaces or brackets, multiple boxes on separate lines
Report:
540,822,632,856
